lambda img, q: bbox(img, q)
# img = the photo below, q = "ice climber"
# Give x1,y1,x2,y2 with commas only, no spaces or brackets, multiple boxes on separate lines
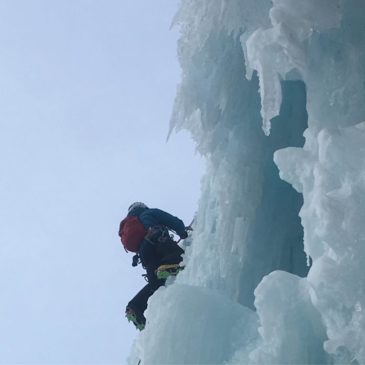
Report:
118,202,189,330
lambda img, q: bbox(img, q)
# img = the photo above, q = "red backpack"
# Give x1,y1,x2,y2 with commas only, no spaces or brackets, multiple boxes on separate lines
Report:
119,216,147,252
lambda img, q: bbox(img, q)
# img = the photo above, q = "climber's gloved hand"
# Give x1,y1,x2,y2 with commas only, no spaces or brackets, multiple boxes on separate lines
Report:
180,230,188,239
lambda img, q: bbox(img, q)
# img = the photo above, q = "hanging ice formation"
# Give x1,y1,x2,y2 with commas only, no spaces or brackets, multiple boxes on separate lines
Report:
128,1,365,364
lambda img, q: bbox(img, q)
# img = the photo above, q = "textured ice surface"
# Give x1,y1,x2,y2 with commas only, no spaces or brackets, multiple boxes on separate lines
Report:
249,271,328,364
128,1,365,364
275,124,365,363
245,0,344,134
128,284,258,365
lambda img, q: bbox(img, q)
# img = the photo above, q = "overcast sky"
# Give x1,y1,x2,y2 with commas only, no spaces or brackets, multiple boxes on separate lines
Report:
0,1,204,363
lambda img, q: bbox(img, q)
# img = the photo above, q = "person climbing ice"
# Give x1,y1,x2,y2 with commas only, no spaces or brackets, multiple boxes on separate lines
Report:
118,202,190,330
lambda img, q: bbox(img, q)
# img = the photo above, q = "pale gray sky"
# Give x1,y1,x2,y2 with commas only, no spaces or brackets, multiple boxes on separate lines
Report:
0,1,204,363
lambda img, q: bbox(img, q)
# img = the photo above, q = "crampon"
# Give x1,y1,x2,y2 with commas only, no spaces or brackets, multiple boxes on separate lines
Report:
125,307,145,331
156,264,185,280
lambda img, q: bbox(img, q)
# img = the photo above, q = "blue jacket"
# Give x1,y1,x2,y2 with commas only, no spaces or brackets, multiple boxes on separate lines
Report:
128,207,187,238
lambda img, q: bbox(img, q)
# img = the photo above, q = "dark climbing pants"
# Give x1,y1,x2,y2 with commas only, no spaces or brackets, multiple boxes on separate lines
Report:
127,239,184,318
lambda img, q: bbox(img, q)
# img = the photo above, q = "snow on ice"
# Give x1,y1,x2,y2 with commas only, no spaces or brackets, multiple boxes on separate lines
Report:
128,1,365,364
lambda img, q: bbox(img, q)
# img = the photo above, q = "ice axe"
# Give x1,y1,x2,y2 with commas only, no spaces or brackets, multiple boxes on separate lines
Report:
175,217,195,243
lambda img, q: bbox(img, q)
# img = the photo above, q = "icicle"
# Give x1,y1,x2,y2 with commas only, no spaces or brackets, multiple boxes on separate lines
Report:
306,253,311,267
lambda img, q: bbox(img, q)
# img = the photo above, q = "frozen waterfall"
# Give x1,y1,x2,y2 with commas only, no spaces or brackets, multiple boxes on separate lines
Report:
128,1,365,364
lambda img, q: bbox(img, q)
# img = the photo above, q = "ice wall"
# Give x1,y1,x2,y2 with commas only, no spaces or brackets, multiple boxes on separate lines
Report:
275,124,365,364
170,24,309,309
128,284,258,365
128,1,365,364
247,1,365,363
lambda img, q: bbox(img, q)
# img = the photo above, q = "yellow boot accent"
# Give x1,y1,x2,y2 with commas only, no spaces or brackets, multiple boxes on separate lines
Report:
157,264,181,271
